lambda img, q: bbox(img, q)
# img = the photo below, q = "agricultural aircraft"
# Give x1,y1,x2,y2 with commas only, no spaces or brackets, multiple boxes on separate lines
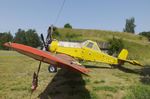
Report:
4,25,142,91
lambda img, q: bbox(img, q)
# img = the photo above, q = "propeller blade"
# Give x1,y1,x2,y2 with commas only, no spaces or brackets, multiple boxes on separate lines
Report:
46,25,53,44
40,34,48,50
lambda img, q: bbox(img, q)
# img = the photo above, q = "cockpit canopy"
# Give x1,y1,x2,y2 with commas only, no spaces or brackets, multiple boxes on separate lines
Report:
82,40,100,51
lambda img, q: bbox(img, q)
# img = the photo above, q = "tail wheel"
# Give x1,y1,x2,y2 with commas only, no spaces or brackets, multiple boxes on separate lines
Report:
48,65,57,73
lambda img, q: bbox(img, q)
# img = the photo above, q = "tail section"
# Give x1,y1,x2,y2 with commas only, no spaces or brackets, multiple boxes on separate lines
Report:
117,49,143,66
118,49,128,60
117,49,128,65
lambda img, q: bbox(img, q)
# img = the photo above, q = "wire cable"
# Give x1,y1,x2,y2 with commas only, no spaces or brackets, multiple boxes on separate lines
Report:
54,0,66,25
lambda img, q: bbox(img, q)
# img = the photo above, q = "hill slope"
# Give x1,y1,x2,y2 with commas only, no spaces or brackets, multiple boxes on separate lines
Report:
57,28,150,63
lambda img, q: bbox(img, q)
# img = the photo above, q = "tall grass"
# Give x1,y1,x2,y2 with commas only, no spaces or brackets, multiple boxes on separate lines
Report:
57,28,148,44
93,86,118,93
124,84,150,99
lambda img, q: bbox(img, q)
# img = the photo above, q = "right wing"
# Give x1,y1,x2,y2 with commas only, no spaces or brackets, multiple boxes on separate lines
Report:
4,42,90,75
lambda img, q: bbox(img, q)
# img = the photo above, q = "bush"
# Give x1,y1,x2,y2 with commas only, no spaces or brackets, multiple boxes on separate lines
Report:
64,23,72,29
108,36,124,55
139,31,150,41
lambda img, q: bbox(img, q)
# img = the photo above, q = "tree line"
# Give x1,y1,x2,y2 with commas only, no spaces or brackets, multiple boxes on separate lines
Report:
0,23,72,50
0,29,41,50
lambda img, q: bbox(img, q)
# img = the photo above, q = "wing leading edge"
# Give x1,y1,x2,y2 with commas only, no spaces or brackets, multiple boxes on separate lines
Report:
4,42,89,75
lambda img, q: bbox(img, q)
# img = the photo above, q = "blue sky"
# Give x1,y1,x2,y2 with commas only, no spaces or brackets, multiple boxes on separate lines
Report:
0,0,150,35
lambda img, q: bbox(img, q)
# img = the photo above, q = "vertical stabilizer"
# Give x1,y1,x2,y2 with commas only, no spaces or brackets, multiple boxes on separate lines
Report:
118,49,128,60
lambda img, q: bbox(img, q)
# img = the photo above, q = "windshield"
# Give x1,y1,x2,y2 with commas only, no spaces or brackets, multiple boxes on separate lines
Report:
86,42,94,48
81,40,100,51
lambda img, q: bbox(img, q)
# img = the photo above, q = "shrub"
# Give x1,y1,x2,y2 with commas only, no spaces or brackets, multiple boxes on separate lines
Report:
139,31,150,41
108,36,124,55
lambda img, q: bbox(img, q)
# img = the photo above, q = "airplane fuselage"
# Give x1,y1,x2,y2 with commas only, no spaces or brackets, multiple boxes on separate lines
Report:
48,40,118,65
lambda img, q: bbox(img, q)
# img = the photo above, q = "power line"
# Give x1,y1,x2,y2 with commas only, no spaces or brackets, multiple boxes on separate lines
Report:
54,0,66,25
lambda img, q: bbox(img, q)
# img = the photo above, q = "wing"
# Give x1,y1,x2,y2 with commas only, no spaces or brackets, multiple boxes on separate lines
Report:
4,42,90,75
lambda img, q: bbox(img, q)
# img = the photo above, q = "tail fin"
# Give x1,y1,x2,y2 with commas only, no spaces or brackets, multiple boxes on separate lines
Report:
117,49,143,66
117,49,128,65
118,49,128,60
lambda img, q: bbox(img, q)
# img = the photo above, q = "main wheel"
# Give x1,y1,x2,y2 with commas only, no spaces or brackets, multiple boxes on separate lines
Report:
48,65,57,73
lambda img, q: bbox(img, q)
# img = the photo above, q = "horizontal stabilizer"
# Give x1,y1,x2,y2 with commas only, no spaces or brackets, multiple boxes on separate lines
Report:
125,60,143,66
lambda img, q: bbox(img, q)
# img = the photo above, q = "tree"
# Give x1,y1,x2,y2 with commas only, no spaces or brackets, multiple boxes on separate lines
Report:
25,29,41,47
14,29,27,44
14,29,41,48
64,23,72,29
139,31,150,41
0,32,13,50
123,17,136,33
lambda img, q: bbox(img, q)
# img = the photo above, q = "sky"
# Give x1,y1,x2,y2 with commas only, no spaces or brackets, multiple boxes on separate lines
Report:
0,0,150,35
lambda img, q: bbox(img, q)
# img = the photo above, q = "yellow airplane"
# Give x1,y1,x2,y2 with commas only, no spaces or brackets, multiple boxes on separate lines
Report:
4,25,143,91
41,26,143,72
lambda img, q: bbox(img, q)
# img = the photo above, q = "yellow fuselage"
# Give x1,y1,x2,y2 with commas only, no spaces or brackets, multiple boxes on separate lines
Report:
49,40,118,65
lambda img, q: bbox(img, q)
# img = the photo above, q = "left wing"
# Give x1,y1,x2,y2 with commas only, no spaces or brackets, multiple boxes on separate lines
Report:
4,42,90,75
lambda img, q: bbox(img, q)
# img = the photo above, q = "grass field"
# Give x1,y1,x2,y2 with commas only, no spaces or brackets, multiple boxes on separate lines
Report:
0,28,150,99
0,50,150,99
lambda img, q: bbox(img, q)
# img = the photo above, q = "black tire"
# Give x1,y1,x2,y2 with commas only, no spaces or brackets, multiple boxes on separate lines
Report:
48,65,57,73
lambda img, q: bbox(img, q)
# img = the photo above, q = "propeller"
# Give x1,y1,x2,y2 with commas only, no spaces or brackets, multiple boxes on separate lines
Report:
40,25,54,51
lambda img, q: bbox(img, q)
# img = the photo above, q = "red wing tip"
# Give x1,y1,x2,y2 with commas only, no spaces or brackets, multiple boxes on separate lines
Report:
3,42,12,47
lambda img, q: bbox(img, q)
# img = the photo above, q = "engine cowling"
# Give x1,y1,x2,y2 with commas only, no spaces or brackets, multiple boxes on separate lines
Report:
48,40,58,52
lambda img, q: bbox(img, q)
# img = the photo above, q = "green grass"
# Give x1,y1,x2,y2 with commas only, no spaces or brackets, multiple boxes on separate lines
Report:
93,86,118,93
1,28,150,99
124,84,150,99
94,80,105,84
0,50,150,99
0,51,55,99
57,28,148,44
